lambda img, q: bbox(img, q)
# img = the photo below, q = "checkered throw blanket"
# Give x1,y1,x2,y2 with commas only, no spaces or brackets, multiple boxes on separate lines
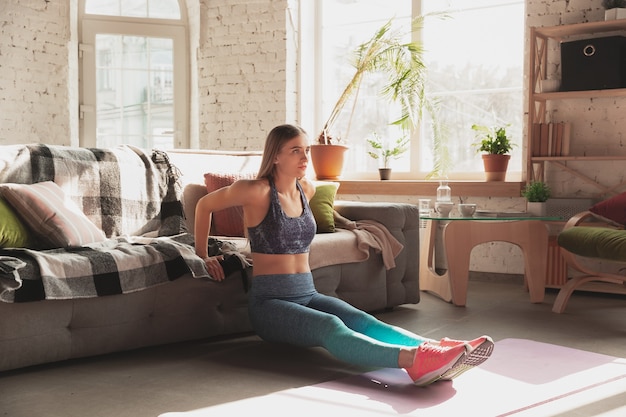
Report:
0,144,187,237
0,234,210,302
0,144,221,302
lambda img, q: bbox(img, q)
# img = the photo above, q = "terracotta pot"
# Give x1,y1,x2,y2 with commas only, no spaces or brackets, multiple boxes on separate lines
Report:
310,144,348,180
378,168,391,180
481,154,511,181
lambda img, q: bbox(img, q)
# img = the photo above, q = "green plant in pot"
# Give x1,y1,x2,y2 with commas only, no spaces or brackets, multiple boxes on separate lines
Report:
471,124,515,181
602,0,626,19
366,132,410,180
312,15,433,180
522,180,551,216
602,0,626,8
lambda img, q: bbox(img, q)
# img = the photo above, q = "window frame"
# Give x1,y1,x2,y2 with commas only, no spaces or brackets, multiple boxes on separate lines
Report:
304,0,524,182
79,1,189,149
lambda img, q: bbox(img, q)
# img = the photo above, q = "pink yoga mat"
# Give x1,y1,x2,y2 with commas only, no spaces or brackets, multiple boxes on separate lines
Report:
160,338,626,416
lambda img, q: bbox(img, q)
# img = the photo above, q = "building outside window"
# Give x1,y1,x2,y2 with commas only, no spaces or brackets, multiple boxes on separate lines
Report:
313,0,524,180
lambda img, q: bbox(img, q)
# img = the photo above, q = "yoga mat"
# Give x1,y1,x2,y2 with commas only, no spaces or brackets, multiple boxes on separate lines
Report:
160,338,626,416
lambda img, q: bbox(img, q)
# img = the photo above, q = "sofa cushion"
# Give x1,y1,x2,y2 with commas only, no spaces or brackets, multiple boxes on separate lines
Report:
204,172,256,237
589,192,626,226
310,182,340,233
0,182,107,248
0,198,31,248
558,226,626,261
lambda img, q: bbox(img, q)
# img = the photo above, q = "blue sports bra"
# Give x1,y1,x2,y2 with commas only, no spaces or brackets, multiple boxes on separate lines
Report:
247,178,316,254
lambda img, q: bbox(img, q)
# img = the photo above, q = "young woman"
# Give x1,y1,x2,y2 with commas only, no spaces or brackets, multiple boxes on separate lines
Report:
194,124,493,387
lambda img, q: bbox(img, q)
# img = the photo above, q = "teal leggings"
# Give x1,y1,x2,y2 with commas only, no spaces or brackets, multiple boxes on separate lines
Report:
247,273,426,368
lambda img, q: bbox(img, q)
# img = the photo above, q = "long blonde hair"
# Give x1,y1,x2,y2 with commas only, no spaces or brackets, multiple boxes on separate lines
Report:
257,124,307,179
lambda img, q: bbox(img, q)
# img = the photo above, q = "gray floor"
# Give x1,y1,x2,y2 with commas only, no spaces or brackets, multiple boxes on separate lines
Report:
1,277,625,417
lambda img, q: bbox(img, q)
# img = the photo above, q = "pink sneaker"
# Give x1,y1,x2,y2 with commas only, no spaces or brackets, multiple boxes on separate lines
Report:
405,342,468,387
439,335,493,350
438,335,494,380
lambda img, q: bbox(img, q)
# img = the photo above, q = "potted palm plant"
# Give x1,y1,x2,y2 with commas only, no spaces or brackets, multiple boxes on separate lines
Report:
471,124,515,181
366,133,410,180
311,15,430,180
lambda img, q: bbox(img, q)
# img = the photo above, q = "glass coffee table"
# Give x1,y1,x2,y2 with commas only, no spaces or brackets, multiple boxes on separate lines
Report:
419,215,561,307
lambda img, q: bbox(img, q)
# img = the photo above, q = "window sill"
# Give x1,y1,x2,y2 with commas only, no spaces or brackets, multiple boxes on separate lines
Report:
336,180,524,198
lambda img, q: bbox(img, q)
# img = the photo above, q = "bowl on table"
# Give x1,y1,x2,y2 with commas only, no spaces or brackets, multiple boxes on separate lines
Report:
435,201,454,217
458,203,477,217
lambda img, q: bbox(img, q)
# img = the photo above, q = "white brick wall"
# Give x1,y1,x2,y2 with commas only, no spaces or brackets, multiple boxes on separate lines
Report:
198,0,291,151
0,0,70,145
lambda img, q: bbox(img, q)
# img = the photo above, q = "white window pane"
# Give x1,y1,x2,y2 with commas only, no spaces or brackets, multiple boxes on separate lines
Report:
85,0,120,16
85,0,180,19
321,1,411,174
319,0,524,178
422,1,524,176
95,34,175,149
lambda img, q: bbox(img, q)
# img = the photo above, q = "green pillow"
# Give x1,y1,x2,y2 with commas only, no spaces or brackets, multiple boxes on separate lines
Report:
310,183,339,233
0,197,31,248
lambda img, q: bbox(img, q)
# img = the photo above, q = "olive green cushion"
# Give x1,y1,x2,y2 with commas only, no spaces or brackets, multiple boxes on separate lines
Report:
310,183,339,233
0,197,31,248
558,227,626,261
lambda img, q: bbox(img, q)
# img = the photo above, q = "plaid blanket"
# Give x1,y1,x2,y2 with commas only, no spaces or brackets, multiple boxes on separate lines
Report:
0,144,215,303
0,144,186,237
0,234,210,303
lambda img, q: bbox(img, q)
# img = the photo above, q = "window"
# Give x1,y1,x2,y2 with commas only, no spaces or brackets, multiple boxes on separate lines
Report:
80,0,188,149
313,0,524,180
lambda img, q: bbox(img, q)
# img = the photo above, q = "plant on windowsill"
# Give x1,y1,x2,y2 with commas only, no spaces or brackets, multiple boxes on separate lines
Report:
471,124,515,182
522,180,551,217
312,14,442,180
366,132,410,180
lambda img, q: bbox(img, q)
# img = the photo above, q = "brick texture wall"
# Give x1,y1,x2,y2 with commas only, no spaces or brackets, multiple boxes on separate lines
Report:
197,0,295,150
0,0,71,145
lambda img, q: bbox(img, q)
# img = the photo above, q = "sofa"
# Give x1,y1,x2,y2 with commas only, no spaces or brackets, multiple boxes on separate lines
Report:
0,145,420,372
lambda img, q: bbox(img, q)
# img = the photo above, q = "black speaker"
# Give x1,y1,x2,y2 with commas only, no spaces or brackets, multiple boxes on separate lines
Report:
560,35,626,91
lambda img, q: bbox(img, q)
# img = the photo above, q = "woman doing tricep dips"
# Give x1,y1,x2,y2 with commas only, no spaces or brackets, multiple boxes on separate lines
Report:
195,124,493,387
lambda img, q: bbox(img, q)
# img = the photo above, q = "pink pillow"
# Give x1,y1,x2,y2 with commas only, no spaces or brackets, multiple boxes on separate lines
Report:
204,172,256,237
589,192,626,226
0,181,107,248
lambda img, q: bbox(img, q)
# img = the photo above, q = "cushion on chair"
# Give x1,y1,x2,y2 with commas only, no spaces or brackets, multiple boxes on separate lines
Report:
558,227,626,261
589,192,626,226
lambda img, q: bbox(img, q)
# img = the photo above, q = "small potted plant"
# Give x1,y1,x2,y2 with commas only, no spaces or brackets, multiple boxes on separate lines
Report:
522,181,551,216
471,124,515,181
602,0,626,20
366,133,410,180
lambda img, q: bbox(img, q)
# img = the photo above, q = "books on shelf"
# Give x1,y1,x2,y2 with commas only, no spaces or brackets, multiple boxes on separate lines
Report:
532,122,571,157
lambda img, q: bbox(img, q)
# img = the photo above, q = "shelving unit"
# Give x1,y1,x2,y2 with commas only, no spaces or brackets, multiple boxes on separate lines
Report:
527,20,626,194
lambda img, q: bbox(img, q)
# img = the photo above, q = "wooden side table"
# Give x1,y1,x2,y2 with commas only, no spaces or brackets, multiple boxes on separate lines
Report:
419,216,557,306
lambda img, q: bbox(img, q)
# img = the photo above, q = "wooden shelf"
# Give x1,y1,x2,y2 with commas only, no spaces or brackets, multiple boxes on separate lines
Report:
531,155,626,162
527,20,626,190
533,87,626,101
534,19,626,39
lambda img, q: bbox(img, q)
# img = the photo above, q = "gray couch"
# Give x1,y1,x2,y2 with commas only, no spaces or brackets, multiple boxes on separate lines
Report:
0,146,419,372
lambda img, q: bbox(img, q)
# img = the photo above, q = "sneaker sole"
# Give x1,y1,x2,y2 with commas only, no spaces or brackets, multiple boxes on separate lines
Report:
413,350,468,387
439,339,494,381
